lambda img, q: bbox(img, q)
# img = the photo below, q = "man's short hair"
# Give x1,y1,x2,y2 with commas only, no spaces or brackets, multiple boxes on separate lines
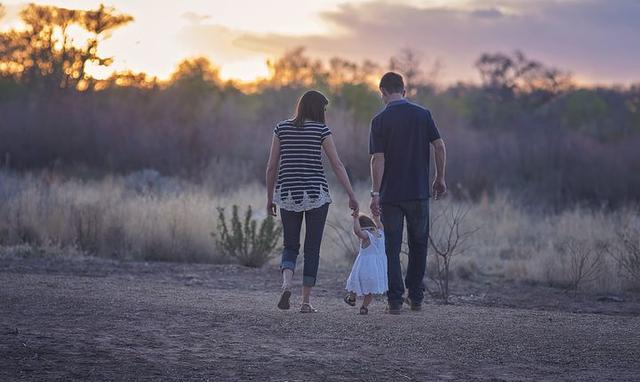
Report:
379,72,404,94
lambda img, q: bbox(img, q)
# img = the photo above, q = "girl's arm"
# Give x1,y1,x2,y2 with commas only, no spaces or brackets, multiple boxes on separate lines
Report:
322,135,359,213
265,135,280,216
372,214,384,231
352,213,369,241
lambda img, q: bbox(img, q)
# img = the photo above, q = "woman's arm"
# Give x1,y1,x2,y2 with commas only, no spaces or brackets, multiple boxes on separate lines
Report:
265,135,280,216
322,135,358,212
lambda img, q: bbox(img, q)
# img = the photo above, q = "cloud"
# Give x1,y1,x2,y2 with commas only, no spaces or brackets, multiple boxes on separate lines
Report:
181,11,211,25
230,0,640,84
471,8,504,19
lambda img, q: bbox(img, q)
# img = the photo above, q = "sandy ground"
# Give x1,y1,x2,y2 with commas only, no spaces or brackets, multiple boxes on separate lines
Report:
1,255,639,381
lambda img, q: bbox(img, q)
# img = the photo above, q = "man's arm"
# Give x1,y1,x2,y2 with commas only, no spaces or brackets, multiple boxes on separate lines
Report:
431,138,447,199
370,153,384,216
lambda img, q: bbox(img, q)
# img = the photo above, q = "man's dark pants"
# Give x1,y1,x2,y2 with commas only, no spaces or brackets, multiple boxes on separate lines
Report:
381,200,429,307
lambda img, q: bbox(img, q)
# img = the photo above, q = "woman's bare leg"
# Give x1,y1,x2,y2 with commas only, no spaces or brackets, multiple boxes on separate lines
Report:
282,268,293,289
302,286,312,304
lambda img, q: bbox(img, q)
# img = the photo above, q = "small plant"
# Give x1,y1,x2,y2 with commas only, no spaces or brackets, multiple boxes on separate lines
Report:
213,205,282,268
562,239,602,293
326,219,360,261
72,204,103,254
608,228,640,290
427,203,477,304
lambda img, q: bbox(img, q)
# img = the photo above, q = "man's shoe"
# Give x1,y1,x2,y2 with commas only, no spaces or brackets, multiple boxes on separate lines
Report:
385,304,402,315
404,297,422,311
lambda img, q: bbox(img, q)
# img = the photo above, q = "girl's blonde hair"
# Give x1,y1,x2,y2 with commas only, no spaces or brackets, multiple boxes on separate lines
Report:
358,214,376,230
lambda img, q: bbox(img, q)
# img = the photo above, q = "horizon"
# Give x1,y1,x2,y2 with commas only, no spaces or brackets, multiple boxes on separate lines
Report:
1,0,639,86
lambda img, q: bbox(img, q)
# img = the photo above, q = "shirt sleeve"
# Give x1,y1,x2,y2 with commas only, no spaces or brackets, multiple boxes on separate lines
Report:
425,111,441,142
273,123,280,138
369,116,385,154
320,125,332,142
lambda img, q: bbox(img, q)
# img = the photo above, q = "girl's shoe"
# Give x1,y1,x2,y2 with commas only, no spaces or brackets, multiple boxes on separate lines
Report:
359,306,368,315
277,289,291,310
344,294,356,307
300,303,318,313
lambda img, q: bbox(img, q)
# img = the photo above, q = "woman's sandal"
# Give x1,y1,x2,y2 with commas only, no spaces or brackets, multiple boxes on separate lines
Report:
277,289,291,310
359,306,368,315
344,294,356,307
300,303,318,313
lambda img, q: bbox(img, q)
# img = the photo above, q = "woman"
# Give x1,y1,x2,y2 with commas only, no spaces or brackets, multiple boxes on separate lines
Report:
266,90,358,313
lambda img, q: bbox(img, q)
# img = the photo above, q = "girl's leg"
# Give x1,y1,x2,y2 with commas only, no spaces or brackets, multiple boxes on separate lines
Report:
362,294,373,308
301,204,330,303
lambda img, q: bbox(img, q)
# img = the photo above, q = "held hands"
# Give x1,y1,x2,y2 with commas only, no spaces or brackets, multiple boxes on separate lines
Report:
432,177,447,200
348,195,359,215
370,195,381,217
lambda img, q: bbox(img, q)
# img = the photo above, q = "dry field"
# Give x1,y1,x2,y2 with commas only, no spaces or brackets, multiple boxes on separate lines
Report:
1,170,638,293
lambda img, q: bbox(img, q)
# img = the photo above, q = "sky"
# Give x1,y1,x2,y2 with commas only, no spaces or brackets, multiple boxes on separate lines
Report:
1,0,639,85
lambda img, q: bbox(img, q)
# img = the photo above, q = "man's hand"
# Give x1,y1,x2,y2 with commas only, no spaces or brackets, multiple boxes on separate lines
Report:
432,178,447,200
370,195,381,217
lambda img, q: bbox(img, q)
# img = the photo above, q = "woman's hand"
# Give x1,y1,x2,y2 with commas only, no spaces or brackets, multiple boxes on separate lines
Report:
348,195,359,214
267,199,277,217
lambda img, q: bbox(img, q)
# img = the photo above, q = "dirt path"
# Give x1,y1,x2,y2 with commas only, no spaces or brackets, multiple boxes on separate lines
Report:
1,255,639,381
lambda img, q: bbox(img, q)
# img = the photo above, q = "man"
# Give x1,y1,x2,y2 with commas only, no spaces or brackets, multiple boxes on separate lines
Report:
369,72,447,314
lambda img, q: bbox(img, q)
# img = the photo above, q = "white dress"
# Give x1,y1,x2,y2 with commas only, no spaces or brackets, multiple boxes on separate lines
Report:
346,230,388,296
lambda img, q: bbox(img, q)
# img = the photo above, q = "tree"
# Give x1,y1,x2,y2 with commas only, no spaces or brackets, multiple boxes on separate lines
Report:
475,50,572,104
170,57,221,92
265,47,326,88
0,4,133,91
389,48,424,97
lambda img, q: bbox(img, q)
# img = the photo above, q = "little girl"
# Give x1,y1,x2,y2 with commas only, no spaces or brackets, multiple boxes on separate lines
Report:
344,212,388,314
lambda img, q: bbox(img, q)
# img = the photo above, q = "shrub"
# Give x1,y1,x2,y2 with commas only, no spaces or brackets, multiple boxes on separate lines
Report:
562,239,602,293
608,229,640,290
427,202,478,303
326,218,360,261
213,205,282,267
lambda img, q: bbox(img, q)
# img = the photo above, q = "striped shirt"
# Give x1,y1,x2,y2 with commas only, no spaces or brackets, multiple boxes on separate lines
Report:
273,120,332,212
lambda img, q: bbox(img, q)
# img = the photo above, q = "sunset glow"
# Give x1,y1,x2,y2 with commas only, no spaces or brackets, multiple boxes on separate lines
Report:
1,0,638,84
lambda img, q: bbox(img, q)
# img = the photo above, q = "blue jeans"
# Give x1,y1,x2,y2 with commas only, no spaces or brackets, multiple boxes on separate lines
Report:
381,200,429,307
279,204,329,287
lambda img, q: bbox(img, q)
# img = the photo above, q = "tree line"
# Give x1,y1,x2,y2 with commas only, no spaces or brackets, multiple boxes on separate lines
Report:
1,3,639,208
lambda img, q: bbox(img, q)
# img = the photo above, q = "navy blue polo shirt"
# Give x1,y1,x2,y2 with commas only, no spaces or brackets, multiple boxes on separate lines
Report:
369,99,441,203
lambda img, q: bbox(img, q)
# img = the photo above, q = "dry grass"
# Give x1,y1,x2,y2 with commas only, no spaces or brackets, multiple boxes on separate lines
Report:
0,170,638,292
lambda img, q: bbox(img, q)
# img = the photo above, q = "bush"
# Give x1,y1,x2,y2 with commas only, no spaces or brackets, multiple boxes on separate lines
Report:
427,202,478,303
608,229,640,290
562,239,602,293
326,218,359,261
213,205,282,267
